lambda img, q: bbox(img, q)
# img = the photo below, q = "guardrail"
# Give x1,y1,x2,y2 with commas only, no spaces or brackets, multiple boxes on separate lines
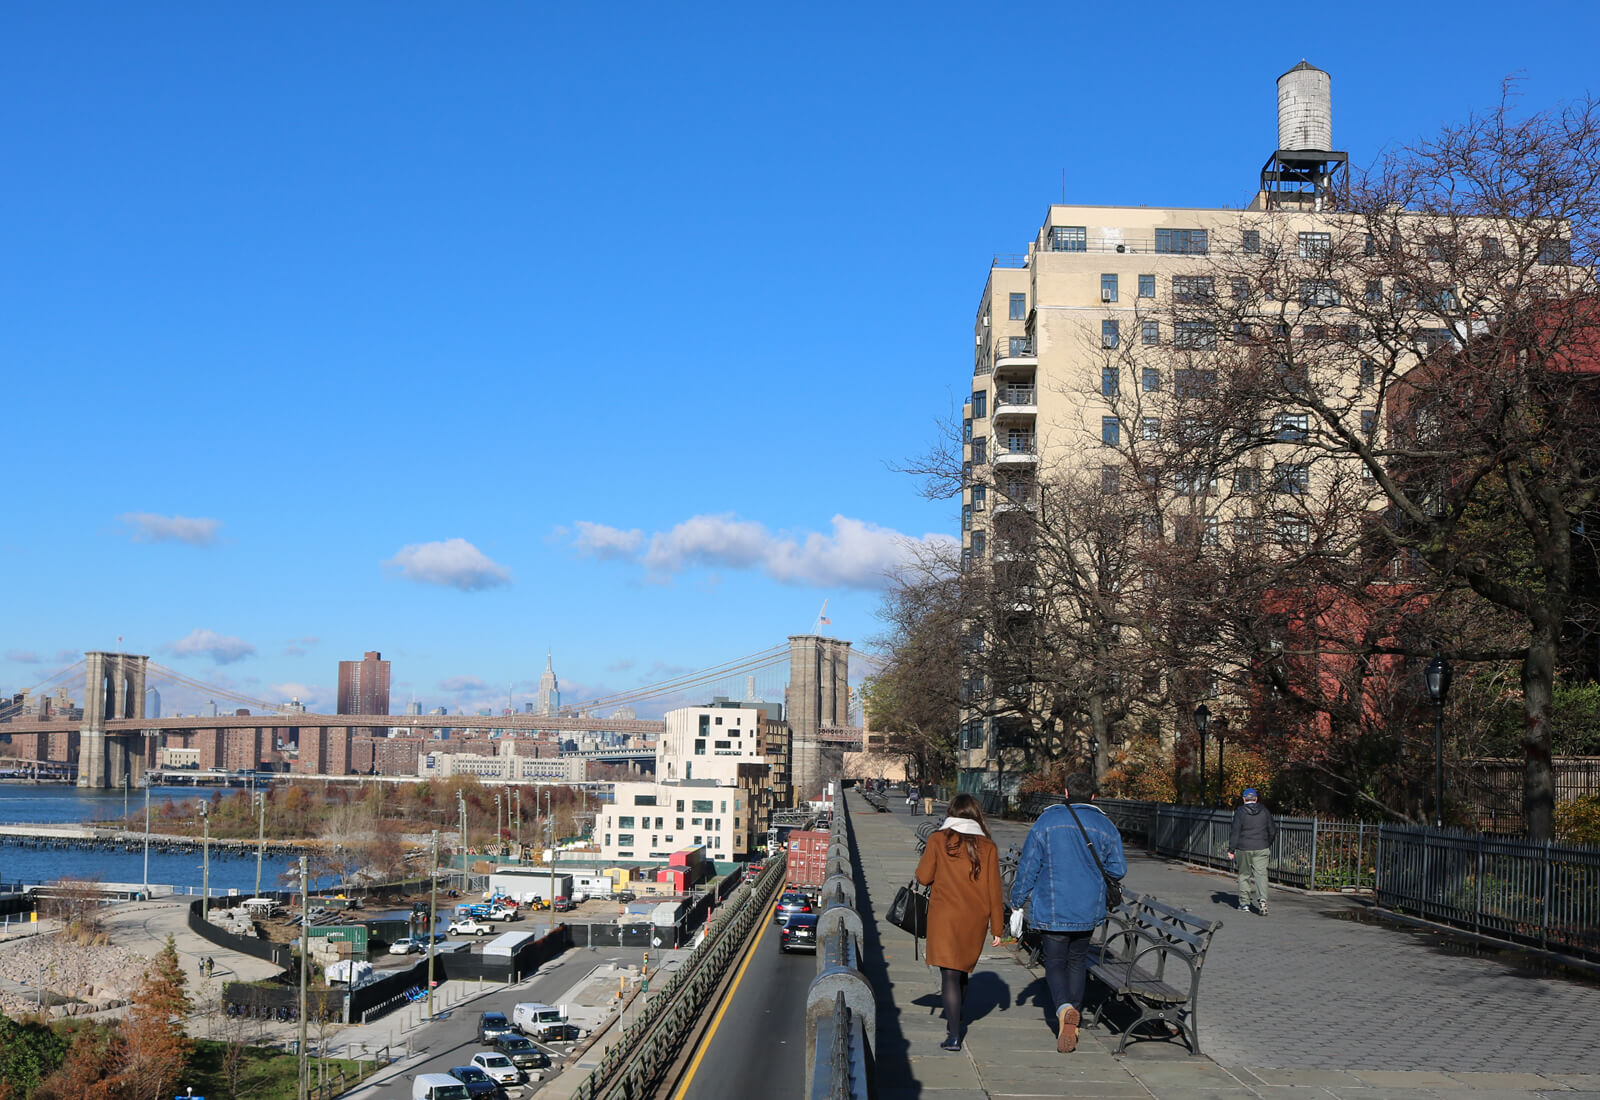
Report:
805,798,871,1100
1020,795,1600,962
572,857,787,1100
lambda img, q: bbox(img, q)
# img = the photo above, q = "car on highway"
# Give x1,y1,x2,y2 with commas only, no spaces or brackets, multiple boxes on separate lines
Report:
446,1065,504,1099
469,1051,521,1087
492,1034,550,1076
774,891,813,925
448,918,495,936
477,1012,515,1044
780,912,820,953
388,937,419,955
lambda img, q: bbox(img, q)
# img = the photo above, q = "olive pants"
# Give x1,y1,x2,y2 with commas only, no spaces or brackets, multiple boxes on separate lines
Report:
1236,848,1270,908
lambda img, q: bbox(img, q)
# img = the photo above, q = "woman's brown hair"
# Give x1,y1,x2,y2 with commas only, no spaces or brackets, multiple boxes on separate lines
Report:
942,793,992,880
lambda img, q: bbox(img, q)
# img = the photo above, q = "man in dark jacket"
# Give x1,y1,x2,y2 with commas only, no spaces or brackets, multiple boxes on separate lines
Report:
1009,773,1126,1054
1227,788,1278,915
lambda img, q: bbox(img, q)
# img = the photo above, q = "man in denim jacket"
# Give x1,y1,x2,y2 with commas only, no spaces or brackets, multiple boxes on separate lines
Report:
1009,773,1127,1053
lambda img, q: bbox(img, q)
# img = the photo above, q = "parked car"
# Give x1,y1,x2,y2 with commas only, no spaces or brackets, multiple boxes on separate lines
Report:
469,1052,520,1087
492,1034,550,1075
775,892,813,925
552,897,576,913
616,890,636,903
477,1012,515,1044
780,912,820,953
488,906,521,921
388,937,419,955
446,1066,503,1100
448,919,495,936
413,1073,472,1100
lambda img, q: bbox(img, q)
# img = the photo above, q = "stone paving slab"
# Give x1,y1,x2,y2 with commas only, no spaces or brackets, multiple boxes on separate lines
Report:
845,791,1600,1100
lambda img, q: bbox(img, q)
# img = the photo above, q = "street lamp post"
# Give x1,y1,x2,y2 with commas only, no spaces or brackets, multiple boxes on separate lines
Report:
254,793,266,900
142,783,151,898
495,794,503,858
546,788,555,908
427,830,438,1021
1425,656,1453,829
1193,704,1211,808
514,788,522,854
457,792,467,888
297,854,309,1100
200,802,211,921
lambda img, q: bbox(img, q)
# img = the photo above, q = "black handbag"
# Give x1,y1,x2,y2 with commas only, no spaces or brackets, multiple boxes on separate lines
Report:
1066,803,1124,911
886,878,930,937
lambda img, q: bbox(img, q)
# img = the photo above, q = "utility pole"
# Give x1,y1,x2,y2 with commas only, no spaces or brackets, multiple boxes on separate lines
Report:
546,788,555,907
427,830,438,1021
457,792,467,890
254,792,266,899
297,854,309,1100
514,788,522,854
495,794,502,858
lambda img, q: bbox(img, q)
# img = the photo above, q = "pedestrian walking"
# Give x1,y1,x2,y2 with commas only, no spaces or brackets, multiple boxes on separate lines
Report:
1009,773,1127,1054
914,793,1005,1052
1228,787,1278,915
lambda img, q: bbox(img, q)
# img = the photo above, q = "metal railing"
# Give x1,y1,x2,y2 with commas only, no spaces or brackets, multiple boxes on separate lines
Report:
1029,796,1600,963
806,797,871,1100
572,857,787,1100
995,385,1037,408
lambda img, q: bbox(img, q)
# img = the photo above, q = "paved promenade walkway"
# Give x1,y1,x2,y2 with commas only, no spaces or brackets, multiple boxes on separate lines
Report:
846,791,1600,1100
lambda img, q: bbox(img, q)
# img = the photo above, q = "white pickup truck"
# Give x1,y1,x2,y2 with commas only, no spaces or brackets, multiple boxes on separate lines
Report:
447,918,495,936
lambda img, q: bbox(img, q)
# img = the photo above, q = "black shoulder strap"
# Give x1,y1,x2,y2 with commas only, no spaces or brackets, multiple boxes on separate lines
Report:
1066,802,1112,878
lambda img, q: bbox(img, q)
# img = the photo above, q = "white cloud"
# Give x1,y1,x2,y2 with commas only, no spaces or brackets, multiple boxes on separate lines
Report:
269,682,324,707
566,513,957,590
572,521,646,560
384,538,511,591
440,675,489,693
119,512,222,546
6,650,40,664
169,628,257,665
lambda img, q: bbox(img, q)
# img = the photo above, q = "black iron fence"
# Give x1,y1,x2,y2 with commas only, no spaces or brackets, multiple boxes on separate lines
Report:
1016,795,1600,963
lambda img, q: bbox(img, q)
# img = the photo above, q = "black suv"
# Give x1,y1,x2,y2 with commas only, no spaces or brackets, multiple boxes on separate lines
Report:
477,1012,515,1044
448,1065,504,1099
492,1034,550,1076
617,890,637,903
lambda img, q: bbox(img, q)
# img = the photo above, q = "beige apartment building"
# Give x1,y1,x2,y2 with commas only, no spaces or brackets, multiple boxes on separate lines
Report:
953,62,1567,795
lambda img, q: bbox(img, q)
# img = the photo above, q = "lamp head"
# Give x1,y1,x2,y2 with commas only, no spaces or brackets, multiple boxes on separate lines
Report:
1424,656,1453,705
1193,703,1211,735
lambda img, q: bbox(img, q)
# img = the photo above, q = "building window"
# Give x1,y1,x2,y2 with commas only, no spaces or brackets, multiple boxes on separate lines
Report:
963,417,972,442
1272,413,1309,443
1141,366,1160,392
962,505,973,530
1008,335,1032,357
1174,368,1216,397
1233,515,1261,543
694,738,706,755
970,530,986,557
971,390,987,418
1243,229,1261,253
1174,322,1217,350
617,815,636,829
1101,366,1119,396
1101,274,1118,302
1009,292,1026,320
1298,232,1332,258
1538,238,1571,265
1360,358,1377,386
1365,279,1383,304
1141,417,1161,441
1174,469,1218,496
1202,517,1221,547
971,437,987,464
1230,277,1250,301
1138,274,1156,298
1102,320,1120,349
617,833,635,847
1361,409,1377,435
971,485,986,511
1173,276,1215,302
634,794,657,806
1051,225,1087,252
692,799,713,813
1481,236,1505,259
1141,321,1159,346
1275,516,1309,544
1101,416,1121,446
1100,465,1120,494
1273,463,1310,495
1299,280,1340,307
1233,467,1261,493
1155,228,1208,254
1364,233,1377,256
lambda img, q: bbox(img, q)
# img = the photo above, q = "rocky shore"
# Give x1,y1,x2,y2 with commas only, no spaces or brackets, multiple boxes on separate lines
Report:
0,931,150,1017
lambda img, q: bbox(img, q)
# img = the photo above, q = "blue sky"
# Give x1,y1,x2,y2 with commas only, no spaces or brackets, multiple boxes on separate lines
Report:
3,1,1595,717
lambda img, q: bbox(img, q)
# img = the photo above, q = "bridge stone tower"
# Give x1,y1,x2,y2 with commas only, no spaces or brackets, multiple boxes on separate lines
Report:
786,635,851,802
78,652,150,788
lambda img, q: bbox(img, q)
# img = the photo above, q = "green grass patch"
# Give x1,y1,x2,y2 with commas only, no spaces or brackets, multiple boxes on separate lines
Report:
187,1039,379,1100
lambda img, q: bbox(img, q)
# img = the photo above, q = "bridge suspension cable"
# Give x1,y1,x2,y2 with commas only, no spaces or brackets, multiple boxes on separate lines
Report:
557,643,791,714
144,662,285,715
0,658,87,721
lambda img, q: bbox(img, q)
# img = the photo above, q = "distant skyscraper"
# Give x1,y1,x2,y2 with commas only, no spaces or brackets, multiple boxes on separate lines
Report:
613,705,636,720
337,651,391,716
146,687,161,719
534,653,561,716
406,700,422,716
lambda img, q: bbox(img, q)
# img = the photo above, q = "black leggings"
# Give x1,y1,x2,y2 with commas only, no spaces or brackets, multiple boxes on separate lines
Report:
940,967,969,1042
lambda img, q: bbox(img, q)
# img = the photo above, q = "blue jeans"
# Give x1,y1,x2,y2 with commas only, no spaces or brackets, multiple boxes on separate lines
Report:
1039,929,1094,1015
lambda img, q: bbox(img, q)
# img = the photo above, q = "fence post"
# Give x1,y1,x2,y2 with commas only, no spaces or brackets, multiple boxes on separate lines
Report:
1474,833,1484,937
1541,840,1551,952
1309,817,1320,890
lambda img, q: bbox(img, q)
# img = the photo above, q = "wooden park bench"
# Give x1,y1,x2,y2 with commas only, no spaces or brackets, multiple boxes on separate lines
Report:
1086,895,1223,1055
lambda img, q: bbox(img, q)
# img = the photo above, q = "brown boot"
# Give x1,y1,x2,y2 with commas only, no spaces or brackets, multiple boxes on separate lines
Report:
1056,1005,1080,1053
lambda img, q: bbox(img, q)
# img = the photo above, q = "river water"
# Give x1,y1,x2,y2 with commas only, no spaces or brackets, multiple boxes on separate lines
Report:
0,784,305,894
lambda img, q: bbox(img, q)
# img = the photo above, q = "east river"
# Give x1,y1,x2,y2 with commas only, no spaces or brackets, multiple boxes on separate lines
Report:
0,784,308,894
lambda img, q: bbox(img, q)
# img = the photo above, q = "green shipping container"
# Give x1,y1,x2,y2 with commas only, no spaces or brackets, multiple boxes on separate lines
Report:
306,925,368,951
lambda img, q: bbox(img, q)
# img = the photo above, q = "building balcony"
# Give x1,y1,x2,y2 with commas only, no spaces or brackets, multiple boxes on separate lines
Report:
993,385,1037,421
995,439,1038,466
993,339,1036,368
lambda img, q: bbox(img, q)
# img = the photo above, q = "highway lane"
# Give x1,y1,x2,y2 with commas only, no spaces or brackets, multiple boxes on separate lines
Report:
350,947,647,1100
675,902,817,1100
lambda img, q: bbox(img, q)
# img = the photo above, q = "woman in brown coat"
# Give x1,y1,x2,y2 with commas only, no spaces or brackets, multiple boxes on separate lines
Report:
914,793,1005,1051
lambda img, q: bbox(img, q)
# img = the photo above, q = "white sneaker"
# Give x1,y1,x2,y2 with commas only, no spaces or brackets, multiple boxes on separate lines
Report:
1239,903,1251,911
